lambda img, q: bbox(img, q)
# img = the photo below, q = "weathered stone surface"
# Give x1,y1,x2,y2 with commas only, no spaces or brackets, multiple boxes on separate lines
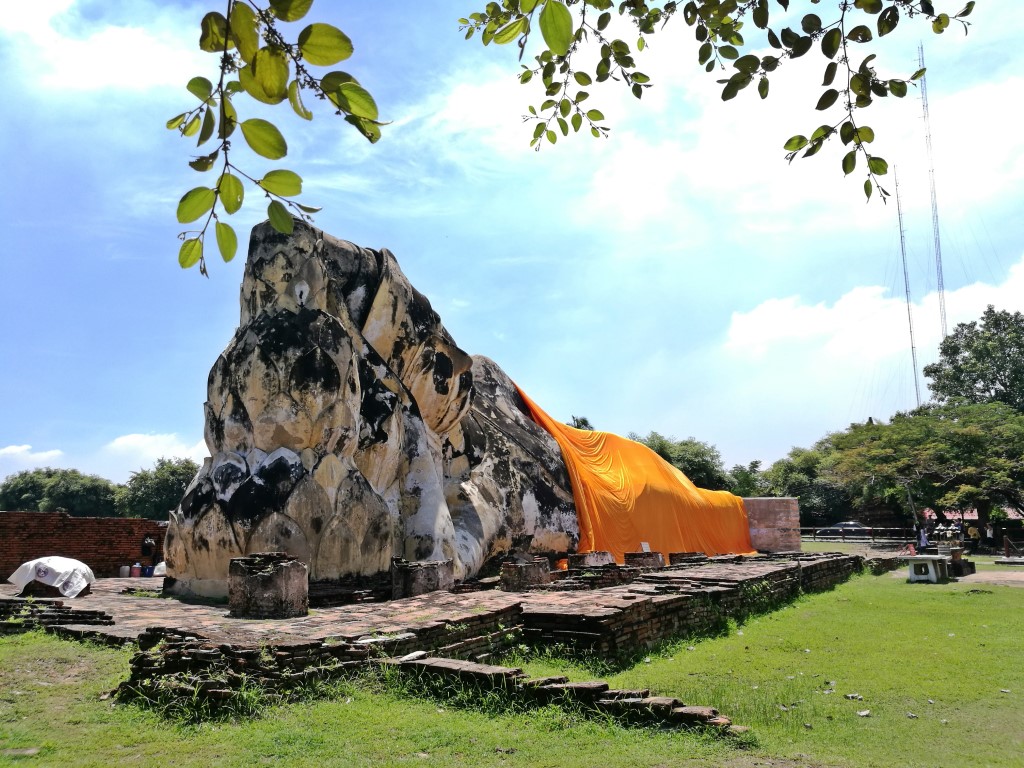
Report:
227,552,308,619
166,222,578,597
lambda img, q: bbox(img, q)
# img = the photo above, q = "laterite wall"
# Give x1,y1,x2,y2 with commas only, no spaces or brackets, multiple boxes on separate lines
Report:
0,511,165,578
745,497,802,552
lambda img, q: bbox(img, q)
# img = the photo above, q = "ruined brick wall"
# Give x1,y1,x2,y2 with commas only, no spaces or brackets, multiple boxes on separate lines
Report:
0,511,165,578
745,498,801,552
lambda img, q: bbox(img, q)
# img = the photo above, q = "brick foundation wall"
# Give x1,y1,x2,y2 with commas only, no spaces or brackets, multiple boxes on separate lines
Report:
745,497,801,552
0,511,165,579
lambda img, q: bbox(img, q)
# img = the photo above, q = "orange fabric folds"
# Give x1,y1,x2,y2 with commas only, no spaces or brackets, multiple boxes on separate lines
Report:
516,386,754,563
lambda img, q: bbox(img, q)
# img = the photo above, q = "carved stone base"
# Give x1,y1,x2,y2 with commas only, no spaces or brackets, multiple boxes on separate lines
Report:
391,558,455,599
500,558,552,592
228,552,308,619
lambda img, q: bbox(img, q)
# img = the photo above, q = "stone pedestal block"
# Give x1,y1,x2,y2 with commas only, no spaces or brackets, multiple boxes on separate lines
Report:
669,552,708,566
391,558,454,599
624,551,665,568
567,551,615,569
228,552,308,619
744,497,801,552
500,559,552,592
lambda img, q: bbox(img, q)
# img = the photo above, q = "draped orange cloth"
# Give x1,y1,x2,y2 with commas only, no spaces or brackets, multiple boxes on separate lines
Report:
516,386,755,563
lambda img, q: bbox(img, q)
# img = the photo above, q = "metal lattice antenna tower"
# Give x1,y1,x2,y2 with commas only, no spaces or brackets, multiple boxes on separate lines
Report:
919,43,948,338
896,169,922,407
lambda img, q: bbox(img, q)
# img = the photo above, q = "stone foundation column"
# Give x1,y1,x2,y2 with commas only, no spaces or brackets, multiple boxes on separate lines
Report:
391,558,454,599
624,551,665,568
500,558,552,591
567,551,615,569
228,552,308,619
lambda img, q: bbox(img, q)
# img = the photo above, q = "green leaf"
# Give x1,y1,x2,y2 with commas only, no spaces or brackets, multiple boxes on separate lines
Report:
521,0,540,12
597,11,611,31
571,112,582,131
334,82,379,120
574,71,592,86
182,114,201,137
842,149,856,175
877,5,900,37
910,67,926,81
321,71,358,95
784,135,808,151
298,23,354,65
821,28,842,59
187,77,213,102
178,238,203,269
586,109,604,121
238,64,285,105
956,2,975,19
269,0,313,22
166,113,187,130
854,125,875,144
539,0,573,57
296,203,322,214
734,55,760,74
559,98,570,117
932,13,950,33
230,2,259,64
215,221,237,262
253,47,289,103
889,79,908,98
546,129,557,144
758,76,769,99
493,16,528,45
199,12,230,53
344,114,382,144
288,80,313,120
188,151,218,172
816,88,839,110
719,45,739,60
868,156,888,175
176,187,216,223
267,200,294,234
854,0,883,13
801,14,821,34
864,178,873,201
220,174,244,214
219,96,237,139
260,169,303,197
197,107,215,146
840,121,855,145
240,118,288,159
847,25,873,43
823,61,838,86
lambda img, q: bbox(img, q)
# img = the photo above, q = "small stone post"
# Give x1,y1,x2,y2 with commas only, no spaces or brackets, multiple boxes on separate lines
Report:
228,552,308,619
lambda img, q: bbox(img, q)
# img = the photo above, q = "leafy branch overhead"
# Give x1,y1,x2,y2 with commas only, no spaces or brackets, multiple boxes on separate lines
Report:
460,0,975,201
168,0,384,275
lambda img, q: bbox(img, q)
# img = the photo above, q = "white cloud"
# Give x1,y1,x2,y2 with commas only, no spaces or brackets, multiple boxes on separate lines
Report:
103,433,208,468
0,1,206,92
0,444,64,463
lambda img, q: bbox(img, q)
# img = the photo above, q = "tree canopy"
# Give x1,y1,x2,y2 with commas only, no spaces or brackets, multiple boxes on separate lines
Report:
0,468,119,517
823,402,1024,525
631,431,733,490
923,306,1024,412
115,457,200,520
172,0,975,272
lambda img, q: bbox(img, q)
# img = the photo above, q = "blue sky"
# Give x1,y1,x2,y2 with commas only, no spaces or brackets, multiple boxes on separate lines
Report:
1,1,1022,485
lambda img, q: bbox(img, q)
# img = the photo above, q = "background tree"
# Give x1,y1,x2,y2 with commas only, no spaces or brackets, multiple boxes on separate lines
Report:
115,457,200,520
630,431,733,490
923,306,1024,412
762,445,853,526
0,468,119,517
824,402,1024,528
728,460,766,497
568,415,595,429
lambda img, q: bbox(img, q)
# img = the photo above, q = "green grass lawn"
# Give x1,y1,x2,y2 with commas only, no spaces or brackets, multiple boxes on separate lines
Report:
2,573,1022,768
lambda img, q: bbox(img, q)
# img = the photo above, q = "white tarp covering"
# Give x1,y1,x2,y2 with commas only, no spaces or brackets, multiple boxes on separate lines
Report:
7,556,96,598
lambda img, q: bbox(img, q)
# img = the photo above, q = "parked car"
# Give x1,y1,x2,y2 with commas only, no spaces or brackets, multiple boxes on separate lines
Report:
815,521,873,537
